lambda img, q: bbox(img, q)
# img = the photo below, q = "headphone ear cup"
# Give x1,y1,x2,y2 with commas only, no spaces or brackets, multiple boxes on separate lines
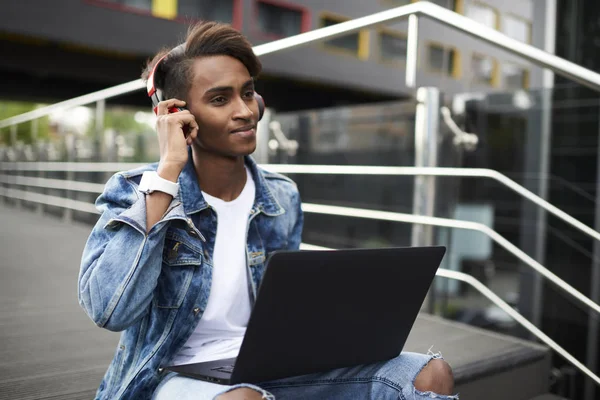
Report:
254,92,265,121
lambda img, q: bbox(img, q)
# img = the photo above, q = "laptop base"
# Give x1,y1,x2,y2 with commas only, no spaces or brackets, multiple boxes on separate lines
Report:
166,357,237,385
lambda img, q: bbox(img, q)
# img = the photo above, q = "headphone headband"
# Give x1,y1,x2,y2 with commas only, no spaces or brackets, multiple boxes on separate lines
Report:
146,44,265,120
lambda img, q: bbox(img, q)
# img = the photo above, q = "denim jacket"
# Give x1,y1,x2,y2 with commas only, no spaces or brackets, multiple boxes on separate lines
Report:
78,153,303,399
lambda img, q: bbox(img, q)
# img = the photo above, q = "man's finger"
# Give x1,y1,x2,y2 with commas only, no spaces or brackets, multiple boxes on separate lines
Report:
186,124,199,144
177,113,198,128
156,99,186,116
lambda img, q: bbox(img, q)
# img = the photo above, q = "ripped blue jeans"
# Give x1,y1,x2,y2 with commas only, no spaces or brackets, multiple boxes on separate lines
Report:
152,351,459,399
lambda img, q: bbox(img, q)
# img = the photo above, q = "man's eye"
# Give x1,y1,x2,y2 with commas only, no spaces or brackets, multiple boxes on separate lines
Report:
243,91,254,99
211,96,227,104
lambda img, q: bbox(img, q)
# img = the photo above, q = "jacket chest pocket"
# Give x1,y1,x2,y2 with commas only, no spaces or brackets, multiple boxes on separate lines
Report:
155,234,202,309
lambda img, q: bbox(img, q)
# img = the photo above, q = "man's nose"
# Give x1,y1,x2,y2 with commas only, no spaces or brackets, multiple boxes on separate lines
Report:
232,96,254,120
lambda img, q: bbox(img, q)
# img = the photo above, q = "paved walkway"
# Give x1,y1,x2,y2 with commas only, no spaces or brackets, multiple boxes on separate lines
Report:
0,204,117,400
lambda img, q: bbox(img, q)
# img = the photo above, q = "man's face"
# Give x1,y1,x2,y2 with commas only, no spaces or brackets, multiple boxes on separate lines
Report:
186,55,259,158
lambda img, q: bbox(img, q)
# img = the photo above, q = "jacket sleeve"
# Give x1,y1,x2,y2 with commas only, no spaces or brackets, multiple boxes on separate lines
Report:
78,172,172,332
287,188,304,251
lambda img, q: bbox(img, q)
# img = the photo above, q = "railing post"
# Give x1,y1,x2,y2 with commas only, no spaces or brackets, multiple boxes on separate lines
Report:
412,87,441,314
92,99,106,212
95,99,105,162
30,117,42,214
254,108,272,164
405,14,419,89
10,124,17,146
587,100,600,400
63,132,75,223
9,125,18,208
31,118,38,144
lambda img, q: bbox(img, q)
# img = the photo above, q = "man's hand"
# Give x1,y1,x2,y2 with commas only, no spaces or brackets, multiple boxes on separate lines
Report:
155,98,199,180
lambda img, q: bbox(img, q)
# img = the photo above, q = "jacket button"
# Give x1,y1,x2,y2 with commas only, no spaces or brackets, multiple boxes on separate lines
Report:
189,230,198,237
193,307,201,316
158,367,164,373
204,250,209,258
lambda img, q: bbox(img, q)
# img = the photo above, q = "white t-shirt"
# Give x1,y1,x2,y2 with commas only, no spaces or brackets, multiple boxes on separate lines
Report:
172,168,255,365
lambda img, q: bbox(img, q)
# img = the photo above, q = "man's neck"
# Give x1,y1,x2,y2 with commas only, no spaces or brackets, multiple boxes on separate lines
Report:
191,147,248,202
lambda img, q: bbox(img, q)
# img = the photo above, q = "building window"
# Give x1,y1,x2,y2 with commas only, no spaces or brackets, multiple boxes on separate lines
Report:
413,0,458,11
256,0,307,38
383,0,411,6
426,43,461,78
100,0,151,12
465,2,498,29
502,64,529,89
178,0,234,23
379,30,407,64
429,0,456,9
320,13,369,60
502,14,531,43
471,53,498,86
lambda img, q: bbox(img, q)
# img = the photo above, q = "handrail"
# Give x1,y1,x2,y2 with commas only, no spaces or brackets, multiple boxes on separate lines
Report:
2,173,598,318
298,242,600,387
262,164,600,243
4,162,599,244
3,1,600,128
300,202,600,316
0,187,98,214
0,80,145,129
300,243,600,385
0,174,105,193
437,269,599,387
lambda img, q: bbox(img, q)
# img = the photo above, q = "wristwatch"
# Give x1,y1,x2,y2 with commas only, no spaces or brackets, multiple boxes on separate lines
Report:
138,171,180,197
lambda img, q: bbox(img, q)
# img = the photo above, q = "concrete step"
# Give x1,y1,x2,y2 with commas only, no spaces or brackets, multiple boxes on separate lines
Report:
405,314,552,400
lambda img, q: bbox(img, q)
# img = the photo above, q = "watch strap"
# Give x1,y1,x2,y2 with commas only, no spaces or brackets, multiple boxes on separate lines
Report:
138,171,179,197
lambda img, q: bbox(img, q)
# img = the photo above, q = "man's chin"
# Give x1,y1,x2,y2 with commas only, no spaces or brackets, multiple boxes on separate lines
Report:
245,142,257,156
192,141,257,158
233,141,257,157
225,143,257,159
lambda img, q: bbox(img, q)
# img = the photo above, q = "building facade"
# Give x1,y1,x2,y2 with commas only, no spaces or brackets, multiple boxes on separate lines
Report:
0,0,545,110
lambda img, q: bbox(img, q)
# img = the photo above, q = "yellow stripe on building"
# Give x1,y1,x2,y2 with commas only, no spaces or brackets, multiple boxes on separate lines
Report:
152,0,177,20
358,30,370,61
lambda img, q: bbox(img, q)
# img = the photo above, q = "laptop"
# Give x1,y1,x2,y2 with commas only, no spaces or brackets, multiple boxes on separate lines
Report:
165,246,446,385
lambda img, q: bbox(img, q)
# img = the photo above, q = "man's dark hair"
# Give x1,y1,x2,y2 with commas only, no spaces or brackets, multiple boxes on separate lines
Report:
141,21,262,101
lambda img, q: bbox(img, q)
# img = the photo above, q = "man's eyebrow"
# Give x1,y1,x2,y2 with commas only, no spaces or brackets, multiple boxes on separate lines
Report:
204,79,255,95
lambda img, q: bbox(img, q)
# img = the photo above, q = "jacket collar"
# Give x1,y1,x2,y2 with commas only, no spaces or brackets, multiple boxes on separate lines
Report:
178,148,285,216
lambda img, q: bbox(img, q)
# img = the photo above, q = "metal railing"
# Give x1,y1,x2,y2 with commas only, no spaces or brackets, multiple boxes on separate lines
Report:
1,162,600,317
298,242,600,386
3,160,600,239
3,161,600,243
262,164,600,243
300,202,600,315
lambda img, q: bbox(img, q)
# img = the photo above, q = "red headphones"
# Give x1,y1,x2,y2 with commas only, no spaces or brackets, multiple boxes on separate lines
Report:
146,44,265,119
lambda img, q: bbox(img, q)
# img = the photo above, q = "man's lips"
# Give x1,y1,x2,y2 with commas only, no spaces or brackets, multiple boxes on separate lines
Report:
230,125,255,134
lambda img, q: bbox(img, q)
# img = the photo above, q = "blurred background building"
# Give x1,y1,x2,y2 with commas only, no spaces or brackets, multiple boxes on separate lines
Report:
0,0,543,108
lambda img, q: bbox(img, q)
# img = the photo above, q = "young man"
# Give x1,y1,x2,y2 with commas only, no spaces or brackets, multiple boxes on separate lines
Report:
78,21,457,400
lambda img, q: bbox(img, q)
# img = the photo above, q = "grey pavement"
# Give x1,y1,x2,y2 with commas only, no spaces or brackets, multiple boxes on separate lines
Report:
0,204,117,400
